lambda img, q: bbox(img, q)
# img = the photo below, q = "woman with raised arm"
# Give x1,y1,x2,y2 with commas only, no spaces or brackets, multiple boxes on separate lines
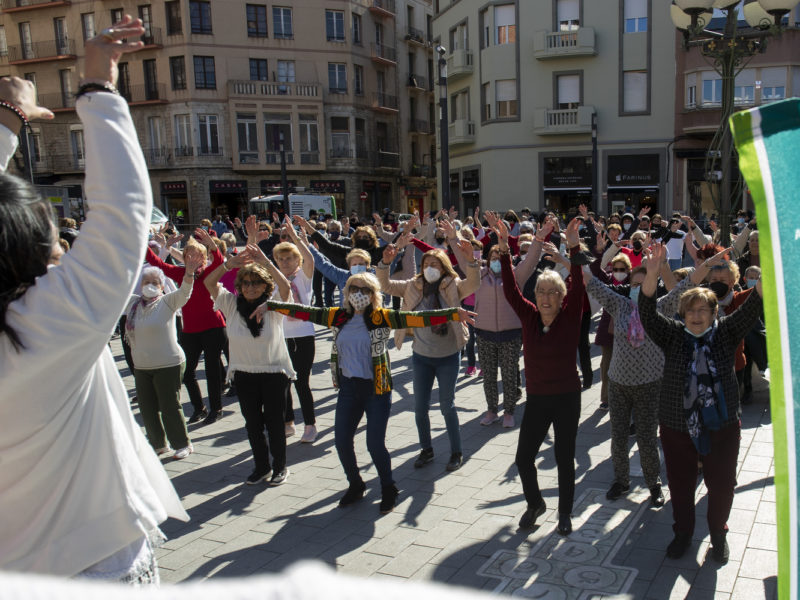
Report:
0,19,189,581
250,274,475,513
498,218,584,536
638,243,764,564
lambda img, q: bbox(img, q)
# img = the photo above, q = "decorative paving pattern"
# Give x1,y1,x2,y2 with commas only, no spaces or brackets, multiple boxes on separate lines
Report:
477,489,650,599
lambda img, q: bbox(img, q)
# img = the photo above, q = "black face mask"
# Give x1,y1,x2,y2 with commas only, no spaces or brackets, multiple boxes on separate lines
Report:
632,240,643,251
354,237,372,250
709,280,730,299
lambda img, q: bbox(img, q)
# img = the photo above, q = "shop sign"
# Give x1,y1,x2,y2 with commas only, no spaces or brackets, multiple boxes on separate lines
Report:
607,154,659,186
261,180,297,194
309,180,345,194
543,156,592,188
209,180,247,193
160,181,186,194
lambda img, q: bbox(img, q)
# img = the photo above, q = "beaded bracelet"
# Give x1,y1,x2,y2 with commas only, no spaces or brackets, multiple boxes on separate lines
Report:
74,81,120,99
0,100,29,128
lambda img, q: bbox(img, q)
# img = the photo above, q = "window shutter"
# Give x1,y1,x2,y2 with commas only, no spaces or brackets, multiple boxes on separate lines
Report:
558,74,580,104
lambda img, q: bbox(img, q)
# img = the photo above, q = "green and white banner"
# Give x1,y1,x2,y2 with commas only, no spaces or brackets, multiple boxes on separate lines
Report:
731,98,800,600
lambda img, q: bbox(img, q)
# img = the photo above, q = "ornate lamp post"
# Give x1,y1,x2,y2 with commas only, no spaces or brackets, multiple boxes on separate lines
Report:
671,0,799,246
436,45,450,211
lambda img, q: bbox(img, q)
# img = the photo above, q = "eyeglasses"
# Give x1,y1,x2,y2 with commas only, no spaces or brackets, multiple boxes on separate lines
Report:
258,226,269,232
349,285,373,295
241,279,267,288
536,289,561,297
612,268,628,273
685,307,712,316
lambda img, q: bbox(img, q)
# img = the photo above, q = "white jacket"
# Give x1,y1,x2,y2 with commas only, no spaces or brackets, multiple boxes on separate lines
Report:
0,94,188,576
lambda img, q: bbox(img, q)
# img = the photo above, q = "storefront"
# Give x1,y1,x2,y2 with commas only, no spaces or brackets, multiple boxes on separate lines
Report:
461,169,480,218
160,181,189,224
681,152,742,220
606,154,660,215
405,186,427,215
542,155,593,218
309,179,345,216
361,180,392,216
209,180,247,219
260,179,298,196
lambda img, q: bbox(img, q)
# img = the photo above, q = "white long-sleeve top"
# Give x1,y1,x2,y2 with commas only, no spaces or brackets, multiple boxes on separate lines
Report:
0,94,188,576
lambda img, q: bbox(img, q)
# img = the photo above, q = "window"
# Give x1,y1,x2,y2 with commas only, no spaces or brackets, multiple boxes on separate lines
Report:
702,77,722,105
273,7,292,39
24,72,36,87
760,67,786,103
190,1,212,34
277,59,294,93
481,82,490,120
495,5,516,45
496,79,517,117
59,69,70,104
193,56,216,89
29,128,42,163
170,56,186,90
762,86,785,102
355,118,366,158
624,0,647,33
326,10,345,42
250,58,268,81
110,8,123,24
166,1,182,36
450,89,469,122
557,73,580,109
328,63,347,93
247,4,267,37
19,22,32,60
557,0,580,31
147,116,164,152
237,112,259,163
198,114,219,155
299,114,319,164
686,73,696,107
352,13,362,44
354,64,364,95
734,84,754,106
53,18,68,55
139,5,153,43
450,22,468,51
623,71,648,113
70,129,85,167
143,59,158,100
265,113,292,163
0,26,7,57
117,62,131,101
81,13,95,42
174,114,192,155
330,116,350,157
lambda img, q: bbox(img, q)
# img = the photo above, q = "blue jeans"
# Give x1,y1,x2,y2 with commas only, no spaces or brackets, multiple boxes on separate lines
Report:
335,375,393,488
412,351,462,454
668,257,682,271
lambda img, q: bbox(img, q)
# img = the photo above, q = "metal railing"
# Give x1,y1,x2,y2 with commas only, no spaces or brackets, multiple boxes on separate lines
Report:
371,0,396,14
406,73,432,91
141,26,163,46
375,149,400,169
229,80,320,98
36,92,75,110
371,43,397,63
265,151,294,165
371,91,398,110
300,151,320,164
8,38,75,61
1,0,68,10
409,119,432,134
142,146,169,167
406,26,425,44
119,83,166,103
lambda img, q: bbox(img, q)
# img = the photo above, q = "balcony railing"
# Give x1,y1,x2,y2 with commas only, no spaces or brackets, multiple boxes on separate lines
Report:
329,147,352,159
533,106,595,135
36,91,75,111
409,119,432,134
369,0,395,18
119,83,166,103
448,119,475,145
534,27,596,59
228,80,321,99
405,26,426,45
300,151,320,165
173,146,227,162
446,49,473,79
375,148,399,169
407,73,432,91
371,43,397,65
409,164,434,177
371,92,398,112
141,26,163,48
266,151,295,165
8,38,75,63
48,153,85,172
1,0,71,13
142,146,169,168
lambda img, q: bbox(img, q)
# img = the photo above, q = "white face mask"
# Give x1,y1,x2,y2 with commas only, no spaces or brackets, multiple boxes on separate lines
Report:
612,271,627,282
141,283,161,299
623,222,631,231
348,291,371,311
423,266,442,283
350,264,367,275
684,325,713,339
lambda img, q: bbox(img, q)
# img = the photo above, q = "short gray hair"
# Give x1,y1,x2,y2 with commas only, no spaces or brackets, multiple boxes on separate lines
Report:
140,265,165,288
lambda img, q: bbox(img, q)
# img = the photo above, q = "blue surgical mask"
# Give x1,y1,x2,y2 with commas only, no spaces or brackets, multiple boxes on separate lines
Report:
489,260,502,274
684,325,713,338
738,217,746,224
746,278,758,289
629,286,640,303
350,264,367,275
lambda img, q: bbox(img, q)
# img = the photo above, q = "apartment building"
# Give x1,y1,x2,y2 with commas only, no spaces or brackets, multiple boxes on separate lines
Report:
0,0,436,222
431,0,677,218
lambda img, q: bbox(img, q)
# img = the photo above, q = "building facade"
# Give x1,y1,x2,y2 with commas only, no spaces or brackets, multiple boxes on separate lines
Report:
432,0,677,219
0,0,436,223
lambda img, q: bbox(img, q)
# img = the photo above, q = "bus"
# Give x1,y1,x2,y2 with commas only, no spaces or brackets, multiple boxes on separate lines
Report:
248,194,337,221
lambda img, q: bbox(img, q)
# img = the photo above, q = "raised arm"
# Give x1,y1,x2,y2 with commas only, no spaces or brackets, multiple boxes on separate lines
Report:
719,286,762,344
585,276,626,320
285,217,314,279
307,242,350,289
376,244,413,296
251,243,291,301
204,249,253,301
638,243,677,347
309,229,350,263
163,252,200,311
146,246,186,282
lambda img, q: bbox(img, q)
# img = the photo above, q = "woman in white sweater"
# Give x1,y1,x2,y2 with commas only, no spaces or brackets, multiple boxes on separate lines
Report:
125,256,200,460
0,19,188,582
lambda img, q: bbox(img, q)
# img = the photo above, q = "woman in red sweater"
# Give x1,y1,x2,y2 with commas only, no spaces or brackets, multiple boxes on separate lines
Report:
145,227,227,424
498,218,585,536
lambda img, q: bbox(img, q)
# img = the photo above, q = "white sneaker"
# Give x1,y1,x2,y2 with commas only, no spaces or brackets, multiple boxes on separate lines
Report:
174,445,193,460
300,425,318,443
480,411,500,426
285,422,296,437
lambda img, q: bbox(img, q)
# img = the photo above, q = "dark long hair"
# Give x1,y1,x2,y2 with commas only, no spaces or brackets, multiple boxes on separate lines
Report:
0,173,54,351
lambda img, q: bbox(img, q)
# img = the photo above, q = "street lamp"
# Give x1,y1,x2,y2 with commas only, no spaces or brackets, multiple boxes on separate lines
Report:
436,44,450,211
591,113,598,213
671,0,799,246
279,130,288,210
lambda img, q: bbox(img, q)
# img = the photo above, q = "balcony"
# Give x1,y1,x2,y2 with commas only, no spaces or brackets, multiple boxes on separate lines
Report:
448,119,475,145
409,164,435,178
36,92,74,112
173,146,227,165
1,0,70,13
678,107,725,135
142,147,169,168
300,151,320,165
371,43,397,66
119,83,167,104
48,153,84,172
370,92,398,113
406,73,433,92
533,106,595,135
369,0,395,18
266,151,295,165
534,27,597,60
375,148,400,169
409,119,432,134
8,38,76,64
405,26,427,47
228,80,321,101
446,49,473,79
140,27,163,49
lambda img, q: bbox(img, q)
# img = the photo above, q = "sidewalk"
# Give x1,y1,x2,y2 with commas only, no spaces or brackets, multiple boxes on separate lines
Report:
113,325,777,599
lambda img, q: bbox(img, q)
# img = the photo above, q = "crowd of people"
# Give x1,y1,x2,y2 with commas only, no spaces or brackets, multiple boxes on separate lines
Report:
0,17,769,585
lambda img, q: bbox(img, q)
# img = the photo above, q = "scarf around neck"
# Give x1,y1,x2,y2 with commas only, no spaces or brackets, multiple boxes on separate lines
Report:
124,295,159,346
420,277,448,336
683,322,727,455
236,293,268,337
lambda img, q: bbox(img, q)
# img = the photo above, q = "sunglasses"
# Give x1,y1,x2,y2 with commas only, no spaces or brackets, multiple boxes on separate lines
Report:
241,279,266,288
349,285,373,295
258,226,269,231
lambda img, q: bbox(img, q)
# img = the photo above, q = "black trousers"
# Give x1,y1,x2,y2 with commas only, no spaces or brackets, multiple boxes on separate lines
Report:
234,371,289,474
285,335,316,425
577,311,592,387
179,326,226,413
313,269,324,307
516,391,581,515
118,315,134,374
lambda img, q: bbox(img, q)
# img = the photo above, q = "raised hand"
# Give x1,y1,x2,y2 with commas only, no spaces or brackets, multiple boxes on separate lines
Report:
151,231,167,248
183,250,204,275
643,243,666,274
372,212,382,225
484,210,499,228
564,218,581,248
681,215,696,230
0,77,54,129
396,231,412,249
194,227,215,250
456,307,478,326
493,219,510,252
455,238,473,258
440,218,456,240
537,220,554,241
166,232,184,247
293,214,315,235
596,229,606,249
234,217,242,229
474,206,481,225
246,243,269,266
706,246,732,268
245,214,259,241
638,205,651,219
340,217,350,235
709,220,718,232
227,246,255,269
382,243,398,265
83,15,145,87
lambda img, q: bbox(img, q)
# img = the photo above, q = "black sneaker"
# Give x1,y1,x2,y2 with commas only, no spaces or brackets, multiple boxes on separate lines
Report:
269,468,290,486
414,448,434,468
339,481,367,507
379,484,399,514
710,531,730,564
246,469,271,485
599,402,609,411
446,453,463,472
606,481,630,501
202,410,222,425
557,512,572,535
187,408,208,424
519,500,546,529
666,532,692,559
650,484,665,507
224,384,237,398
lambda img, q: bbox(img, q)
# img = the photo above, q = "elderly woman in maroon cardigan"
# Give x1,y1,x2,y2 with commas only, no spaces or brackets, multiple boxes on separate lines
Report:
497,217,585,536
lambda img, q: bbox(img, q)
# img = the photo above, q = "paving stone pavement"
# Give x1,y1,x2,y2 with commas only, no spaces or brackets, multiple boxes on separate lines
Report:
112,317,777,599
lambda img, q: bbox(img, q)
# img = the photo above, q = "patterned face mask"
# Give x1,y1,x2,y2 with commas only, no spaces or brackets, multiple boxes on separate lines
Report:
349,291,371,311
